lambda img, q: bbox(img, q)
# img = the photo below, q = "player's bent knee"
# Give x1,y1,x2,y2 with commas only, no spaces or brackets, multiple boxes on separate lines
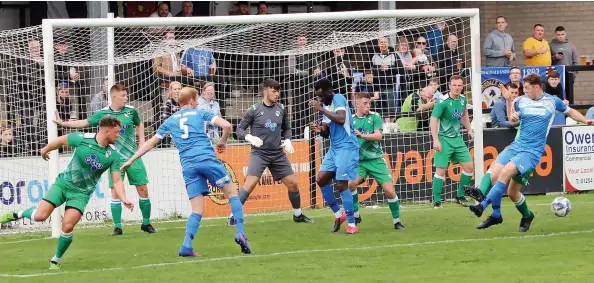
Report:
222,183,238,197
136,185,149,197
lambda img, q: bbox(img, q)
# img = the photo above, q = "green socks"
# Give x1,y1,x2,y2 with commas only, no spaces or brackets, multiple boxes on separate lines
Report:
21,207,36,220
514,194,532,218
52,232,73,263
111,200,123,229
352,190,359,217
479,170,493,195
432,174,444,203
139,198,152,225
458,171,473,198
388,197,400,219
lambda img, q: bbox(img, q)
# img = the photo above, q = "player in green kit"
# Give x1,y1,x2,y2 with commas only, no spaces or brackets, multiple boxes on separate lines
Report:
348,92,405,229
0,117,133,269
54,84,155,235
430,75,474,208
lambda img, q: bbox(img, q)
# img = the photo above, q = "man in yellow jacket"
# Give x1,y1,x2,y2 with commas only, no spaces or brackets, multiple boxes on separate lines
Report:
523,24,552,66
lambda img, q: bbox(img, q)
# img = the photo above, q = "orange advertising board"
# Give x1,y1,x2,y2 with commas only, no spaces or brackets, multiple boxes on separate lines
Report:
203,141,313,217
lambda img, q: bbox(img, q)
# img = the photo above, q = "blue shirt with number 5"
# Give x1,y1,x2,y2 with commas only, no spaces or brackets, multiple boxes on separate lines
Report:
156,107,217,166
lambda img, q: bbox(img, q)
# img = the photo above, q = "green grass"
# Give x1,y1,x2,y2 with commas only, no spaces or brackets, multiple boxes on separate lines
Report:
1,194,594,283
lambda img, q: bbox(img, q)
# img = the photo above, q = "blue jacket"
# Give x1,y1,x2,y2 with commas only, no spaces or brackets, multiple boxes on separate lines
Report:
490,97,513,128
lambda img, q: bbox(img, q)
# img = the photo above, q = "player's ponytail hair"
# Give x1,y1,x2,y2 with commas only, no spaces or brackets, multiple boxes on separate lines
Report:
99,116,122,128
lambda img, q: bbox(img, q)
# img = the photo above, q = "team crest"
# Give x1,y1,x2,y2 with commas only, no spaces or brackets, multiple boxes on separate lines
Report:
275,111,280,117
367,117,372,123
124,112,131,118
105,149,111,158
258,112,264,117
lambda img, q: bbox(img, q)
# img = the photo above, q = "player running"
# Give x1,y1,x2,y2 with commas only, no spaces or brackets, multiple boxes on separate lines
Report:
467,74,593,232
121,87,251,256
348,92,404,230
229,79,313,225
430,75,474,208
0,117,134,269
54,84,155,235
309,79,360,234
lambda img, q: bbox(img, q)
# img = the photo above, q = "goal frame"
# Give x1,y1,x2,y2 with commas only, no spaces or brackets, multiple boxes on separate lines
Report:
41,8,483,238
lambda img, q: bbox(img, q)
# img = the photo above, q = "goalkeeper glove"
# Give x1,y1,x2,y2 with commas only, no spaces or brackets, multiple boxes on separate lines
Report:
281,139,294,154
245,134,264,147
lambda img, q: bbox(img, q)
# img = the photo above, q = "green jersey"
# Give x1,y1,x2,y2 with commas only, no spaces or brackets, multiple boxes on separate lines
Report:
431,94,467,138
88,105,141,158
352,112,384,161
56,132,125,195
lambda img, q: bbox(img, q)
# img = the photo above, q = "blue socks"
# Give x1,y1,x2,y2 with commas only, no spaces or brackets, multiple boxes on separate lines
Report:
483,180,507,218
229,196,245,235
183,212,202,249
321,184,340,213
340,190,355,224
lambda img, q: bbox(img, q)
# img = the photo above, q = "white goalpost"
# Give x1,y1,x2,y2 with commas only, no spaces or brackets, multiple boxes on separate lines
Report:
0,9,482,237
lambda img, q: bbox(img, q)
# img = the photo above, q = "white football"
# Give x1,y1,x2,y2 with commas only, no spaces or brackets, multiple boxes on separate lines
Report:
551,197,571,217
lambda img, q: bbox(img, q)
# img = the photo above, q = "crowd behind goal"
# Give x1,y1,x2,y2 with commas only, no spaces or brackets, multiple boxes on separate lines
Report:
0,14,472,158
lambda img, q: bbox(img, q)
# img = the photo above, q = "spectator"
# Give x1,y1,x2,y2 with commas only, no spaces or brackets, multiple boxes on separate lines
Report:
354,69,380,110
319,48,351,97
257,2,269,14
372,37,404,121
428,78,444,99
154,31,195,94
0,126,16,158
437,34,466,89
425,21,446,59
150,2,173,17
411,38,437,92
586,106,594,120
490,83,519,128
176,1,193,17
397,86,437,132
550,26,578,92
159,81,181,147
483,16,515,67
523,24,551,66
7,39,45,152
414,36,429,55
90,76,109,114
197,82,222,140
285,34,321,138
506,66,524,96
53,38,86,117
229,1,250,15
396,37,416,96
56,82,77,122
148,3,174,35
181,46,216,85
545,70,566,102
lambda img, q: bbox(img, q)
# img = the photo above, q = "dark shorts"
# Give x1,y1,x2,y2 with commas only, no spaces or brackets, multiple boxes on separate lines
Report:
247,151,295,181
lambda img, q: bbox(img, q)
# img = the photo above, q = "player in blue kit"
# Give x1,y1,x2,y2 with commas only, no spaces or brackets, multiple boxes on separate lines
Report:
121,87,250,256
467,74,593,232
309,79,360,234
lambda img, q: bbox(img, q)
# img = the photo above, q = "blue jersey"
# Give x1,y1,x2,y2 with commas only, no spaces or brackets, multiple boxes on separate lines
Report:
512,93,569,156
321,94,359,149
156,108,218,167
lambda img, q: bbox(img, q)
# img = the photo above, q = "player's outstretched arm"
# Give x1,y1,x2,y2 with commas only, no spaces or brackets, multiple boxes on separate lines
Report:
566,108,594,125
40,135,68,160
111,172,134,211
213,117,232,143
53,110,90,128
121,135,160,171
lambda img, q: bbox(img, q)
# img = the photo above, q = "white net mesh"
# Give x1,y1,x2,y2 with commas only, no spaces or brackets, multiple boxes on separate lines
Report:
0,14,475,232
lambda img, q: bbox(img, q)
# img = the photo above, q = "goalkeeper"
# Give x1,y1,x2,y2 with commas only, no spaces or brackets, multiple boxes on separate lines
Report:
430,75,474,208
348,92,404,230
229,79,313,225
54,84,155,235
0,117,133,269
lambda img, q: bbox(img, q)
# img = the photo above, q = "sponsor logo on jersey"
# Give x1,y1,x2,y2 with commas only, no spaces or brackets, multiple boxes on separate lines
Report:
207,160,239,205
452,108,463,120
119,124,129,135
265,119,277,131
84,154,103,172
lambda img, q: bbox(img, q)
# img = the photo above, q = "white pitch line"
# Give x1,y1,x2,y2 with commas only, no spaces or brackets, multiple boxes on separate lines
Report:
0,229,592,278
